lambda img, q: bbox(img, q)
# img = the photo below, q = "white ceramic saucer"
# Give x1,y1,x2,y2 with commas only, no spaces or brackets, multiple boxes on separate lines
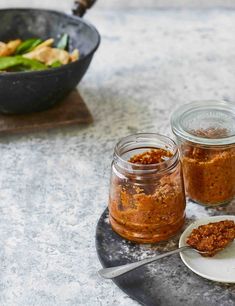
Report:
179,215,235,283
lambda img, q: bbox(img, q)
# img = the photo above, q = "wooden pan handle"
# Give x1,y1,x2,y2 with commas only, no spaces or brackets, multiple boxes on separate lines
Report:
72,0,97,17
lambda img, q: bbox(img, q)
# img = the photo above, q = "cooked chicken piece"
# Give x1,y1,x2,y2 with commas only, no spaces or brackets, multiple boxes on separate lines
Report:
0,42,9,56
23,46,70,65
7,39,21,54
35,38,54,50
0,42,11,56
70,49,79,62
0,39,22,56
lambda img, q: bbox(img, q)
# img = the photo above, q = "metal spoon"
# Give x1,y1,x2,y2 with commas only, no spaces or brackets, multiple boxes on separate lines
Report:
98,245,206,279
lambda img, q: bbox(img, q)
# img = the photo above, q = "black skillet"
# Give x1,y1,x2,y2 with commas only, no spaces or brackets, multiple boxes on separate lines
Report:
0,0,100,114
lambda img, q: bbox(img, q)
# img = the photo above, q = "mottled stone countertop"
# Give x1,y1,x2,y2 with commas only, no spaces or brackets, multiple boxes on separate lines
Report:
0,7,234,306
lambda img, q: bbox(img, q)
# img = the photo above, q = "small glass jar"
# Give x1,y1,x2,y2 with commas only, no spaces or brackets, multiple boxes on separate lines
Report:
171,100,235,206
108,133,186,243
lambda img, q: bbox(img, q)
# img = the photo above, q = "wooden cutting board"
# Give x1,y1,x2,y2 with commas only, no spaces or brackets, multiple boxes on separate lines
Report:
0,90,93,135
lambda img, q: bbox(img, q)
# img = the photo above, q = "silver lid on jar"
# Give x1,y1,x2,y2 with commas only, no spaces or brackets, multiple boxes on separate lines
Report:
171,100,235,146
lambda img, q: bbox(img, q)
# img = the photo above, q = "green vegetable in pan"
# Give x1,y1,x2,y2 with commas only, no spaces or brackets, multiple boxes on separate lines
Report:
50,60,63,68
0,56,47,71
15,38,42,54
56,34,69,50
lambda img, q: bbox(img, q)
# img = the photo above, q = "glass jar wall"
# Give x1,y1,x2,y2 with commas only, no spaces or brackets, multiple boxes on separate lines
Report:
171,100,235,206
108,133,186,243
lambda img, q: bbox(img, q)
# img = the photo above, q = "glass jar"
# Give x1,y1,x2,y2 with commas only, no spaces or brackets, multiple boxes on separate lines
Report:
171,100,235,206
108,133,186,243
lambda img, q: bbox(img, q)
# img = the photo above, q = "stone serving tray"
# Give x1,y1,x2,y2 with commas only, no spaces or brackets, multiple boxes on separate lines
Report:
0,90,92,135
96,202,235,306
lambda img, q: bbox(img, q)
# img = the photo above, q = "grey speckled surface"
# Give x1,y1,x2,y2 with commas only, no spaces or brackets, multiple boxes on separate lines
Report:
0,7,235,306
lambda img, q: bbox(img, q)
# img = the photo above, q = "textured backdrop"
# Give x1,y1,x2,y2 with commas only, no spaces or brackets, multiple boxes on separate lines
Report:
0,0,235,11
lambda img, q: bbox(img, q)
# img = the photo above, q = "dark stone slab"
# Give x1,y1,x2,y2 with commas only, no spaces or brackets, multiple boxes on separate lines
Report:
96,202,235,306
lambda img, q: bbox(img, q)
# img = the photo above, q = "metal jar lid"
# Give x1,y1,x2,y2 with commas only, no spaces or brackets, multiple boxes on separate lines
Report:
171,100,235,146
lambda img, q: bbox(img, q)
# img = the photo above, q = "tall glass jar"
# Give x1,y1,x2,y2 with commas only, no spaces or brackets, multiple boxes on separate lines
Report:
171,100,235,206
109,133,186,243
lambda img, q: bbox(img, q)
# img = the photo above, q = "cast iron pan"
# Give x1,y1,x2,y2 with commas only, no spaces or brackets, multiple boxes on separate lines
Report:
0,0,100,114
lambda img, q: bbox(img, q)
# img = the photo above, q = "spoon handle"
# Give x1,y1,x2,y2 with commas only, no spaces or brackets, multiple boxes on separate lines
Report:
98,245,190,279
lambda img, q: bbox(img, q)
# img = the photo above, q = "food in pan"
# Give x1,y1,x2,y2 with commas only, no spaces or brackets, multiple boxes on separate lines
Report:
186,220,235,257
0,34,79,72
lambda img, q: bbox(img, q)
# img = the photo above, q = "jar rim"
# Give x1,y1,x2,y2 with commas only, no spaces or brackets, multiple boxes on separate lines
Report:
171,100,235,146
114,133,179,173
